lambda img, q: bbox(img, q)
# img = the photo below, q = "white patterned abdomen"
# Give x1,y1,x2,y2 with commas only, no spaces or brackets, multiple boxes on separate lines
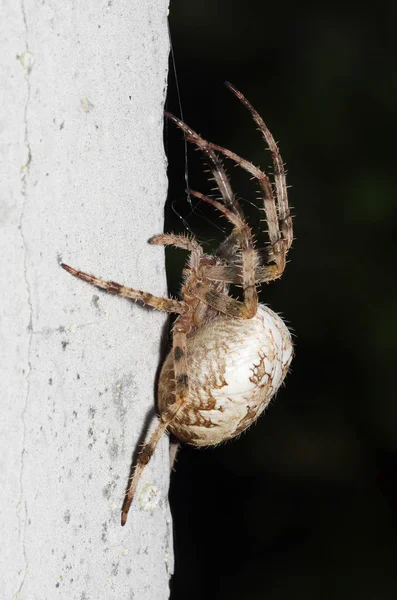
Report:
158,304,293,447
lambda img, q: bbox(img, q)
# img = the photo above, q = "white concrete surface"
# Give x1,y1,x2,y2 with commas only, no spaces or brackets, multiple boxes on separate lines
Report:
0,1,173,598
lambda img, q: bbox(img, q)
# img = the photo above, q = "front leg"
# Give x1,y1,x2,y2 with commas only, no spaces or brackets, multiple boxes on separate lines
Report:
61,263,186,314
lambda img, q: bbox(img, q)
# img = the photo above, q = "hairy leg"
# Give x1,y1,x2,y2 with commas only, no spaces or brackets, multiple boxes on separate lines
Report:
189,189,258,318
203,264,280,284
199,140,285,274
165,112,243,219
192,281,254,319
149,233,203,270
166,111,248,267
121,323,189,525
61,263,186,314
167,92,291,276
226,82,293,251
169,440,180,471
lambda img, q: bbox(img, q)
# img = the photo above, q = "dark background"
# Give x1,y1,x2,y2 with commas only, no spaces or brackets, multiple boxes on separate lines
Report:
164,2,397,598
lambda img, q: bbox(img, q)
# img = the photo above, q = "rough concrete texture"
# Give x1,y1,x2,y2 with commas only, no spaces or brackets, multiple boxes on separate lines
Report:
0,1,173,598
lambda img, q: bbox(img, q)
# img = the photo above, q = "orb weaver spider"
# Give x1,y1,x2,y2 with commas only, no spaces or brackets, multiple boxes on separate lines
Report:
62,83,293,525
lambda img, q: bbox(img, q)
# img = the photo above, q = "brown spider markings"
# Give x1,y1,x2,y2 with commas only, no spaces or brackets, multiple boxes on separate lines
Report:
61,82,293,526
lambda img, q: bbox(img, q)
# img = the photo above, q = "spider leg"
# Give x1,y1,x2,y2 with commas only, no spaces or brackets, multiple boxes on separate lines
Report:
166,99,291,277
61,263,186,314
149,233,203,270
204,264,279,284
215,229,241,263
120,418,168,525
201,140,285,274
226,82,293,251
166,111,247,273
189,189,258,317
121,324,189,525
165,112,243,219
193,283,253,319
169,440,180,471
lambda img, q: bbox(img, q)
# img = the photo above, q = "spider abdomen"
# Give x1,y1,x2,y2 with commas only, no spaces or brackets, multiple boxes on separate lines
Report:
158,304,293,447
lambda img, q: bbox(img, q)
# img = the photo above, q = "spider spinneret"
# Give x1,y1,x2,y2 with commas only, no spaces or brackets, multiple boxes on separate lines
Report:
61,82,294,526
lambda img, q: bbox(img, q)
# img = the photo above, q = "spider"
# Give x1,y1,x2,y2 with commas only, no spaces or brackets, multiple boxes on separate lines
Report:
61,82,293,526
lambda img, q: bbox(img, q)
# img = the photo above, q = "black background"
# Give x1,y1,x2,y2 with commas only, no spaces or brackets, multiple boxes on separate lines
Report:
164,2,397,598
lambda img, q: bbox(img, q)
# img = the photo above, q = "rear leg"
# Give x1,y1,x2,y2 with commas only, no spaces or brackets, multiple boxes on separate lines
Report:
121,323,190,525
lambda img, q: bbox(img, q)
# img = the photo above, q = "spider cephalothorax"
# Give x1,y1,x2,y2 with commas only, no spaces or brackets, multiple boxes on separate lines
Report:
61,83,293,526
